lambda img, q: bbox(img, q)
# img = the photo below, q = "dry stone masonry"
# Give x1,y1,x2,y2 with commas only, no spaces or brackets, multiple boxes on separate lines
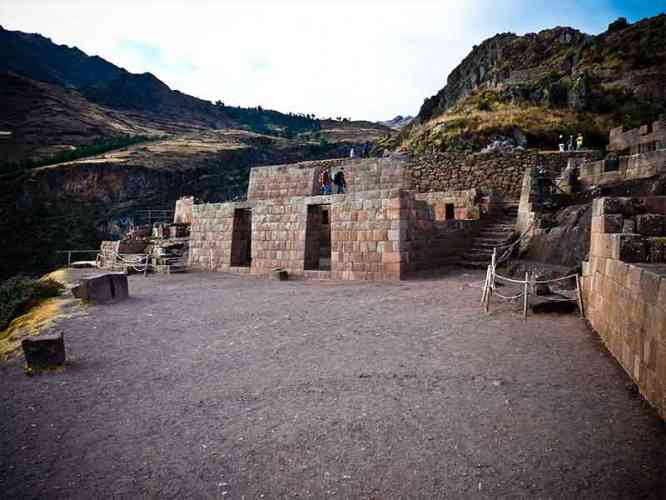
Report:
188,158,504,280
582,196,666,419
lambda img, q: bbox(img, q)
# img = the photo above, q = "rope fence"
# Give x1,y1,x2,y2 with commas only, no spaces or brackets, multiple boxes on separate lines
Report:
481,248,584,319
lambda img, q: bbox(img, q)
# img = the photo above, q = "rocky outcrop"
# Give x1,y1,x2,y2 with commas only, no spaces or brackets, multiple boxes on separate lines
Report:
523,204,592,267
411,15,666,151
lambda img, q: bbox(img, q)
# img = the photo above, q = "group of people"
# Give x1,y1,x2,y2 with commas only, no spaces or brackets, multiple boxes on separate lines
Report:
319,167,346,195
349,142,371,159
559,133,584,152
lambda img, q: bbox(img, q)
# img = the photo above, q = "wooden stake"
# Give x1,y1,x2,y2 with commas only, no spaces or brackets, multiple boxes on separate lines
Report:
575,274,584,318
481,265,490,304
523,271,529,319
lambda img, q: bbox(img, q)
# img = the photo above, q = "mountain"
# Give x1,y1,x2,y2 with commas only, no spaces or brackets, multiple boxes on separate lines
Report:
404,14,666,153
380,115,414,130
0,26,392,278
0,25,340,158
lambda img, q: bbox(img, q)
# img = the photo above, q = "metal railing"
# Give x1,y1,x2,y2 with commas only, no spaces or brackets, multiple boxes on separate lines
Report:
56,250,100,267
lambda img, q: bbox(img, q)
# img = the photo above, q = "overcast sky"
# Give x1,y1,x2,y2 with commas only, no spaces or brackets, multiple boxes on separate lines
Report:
1,0,664,121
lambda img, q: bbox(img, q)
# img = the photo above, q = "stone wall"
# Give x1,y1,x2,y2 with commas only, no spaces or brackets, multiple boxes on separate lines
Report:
247,158,411,201
609,120,666,154
247,159,346,201
408,150,596,200
173,196,194,224
579,149,666,188
189,187,485,280
582,196,666,420
190,189,412,280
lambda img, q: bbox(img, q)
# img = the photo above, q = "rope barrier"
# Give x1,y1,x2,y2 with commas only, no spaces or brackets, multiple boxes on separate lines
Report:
481,254,584,319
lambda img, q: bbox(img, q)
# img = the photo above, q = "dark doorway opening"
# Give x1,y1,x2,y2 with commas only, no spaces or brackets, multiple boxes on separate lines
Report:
231,209,252,267
305,204,331,270
445,203,455,220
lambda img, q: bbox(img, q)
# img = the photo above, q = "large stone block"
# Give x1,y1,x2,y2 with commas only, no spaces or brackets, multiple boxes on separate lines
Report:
72,273,129,303
22,332,65,370
618,234,647,263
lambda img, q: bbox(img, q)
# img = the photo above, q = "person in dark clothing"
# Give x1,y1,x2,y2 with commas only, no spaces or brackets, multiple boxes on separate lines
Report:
362,142,370,158
333,168,346,194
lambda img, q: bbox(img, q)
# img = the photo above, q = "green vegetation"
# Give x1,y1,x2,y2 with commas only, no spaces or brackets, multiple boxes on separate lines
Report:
0,276,64,332
217,103,321,138
0,134,162,175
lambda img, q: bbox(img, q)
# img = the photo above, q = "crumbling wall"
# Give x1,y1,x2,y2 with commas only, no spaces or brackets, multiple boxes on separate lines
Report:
582,196,666,420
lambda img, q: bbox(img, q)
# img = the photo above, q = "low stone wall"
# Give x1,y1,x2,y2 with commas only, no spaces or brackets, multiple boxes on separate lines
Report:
408,150,595,200
582,196,666,420
609,120,666,154
579,149,666,188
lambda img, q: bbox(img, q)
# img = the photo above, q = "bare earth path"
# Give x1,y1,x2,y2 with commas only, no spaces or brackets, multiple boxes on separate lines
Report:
1,270,665,499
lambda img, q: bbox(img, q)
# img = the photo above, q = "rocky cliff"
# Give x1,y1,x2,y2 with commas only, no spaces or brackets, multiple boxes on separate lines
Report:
406,15,666,152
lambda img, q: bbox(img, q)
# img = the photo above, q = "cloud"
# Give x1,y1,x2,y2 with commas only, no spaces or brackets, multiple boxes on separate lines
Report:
1,0,663,120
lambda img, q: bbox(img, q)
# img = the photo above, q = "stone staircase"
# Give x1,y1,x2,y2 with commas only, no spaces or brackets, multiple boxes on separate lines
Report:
456,204,519,269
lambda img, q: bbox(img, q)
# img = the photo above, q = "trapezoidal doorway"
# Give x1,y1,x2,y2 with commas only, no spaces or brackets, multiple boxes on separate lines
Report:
305,204,331,271
231,208,252,267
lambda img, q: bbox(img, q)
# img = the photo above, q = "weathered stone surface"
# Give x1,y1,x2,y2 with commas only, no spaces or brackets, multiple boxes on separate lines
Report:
618,234,647,263
22,332,65,370
72,273,129,303
635,214,666,236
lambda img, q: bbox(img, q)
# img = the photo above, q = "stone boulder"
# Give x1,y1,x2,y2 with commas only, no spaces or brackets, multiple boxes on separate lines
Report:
22,332,65,370
72,273,129,303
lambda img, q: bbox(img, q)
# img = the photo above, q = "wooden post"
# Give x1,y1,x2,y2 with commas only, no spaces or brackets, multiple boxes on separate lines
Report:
481,265,490,304
491,248,497,272
575,274,584,318
522,271,529,319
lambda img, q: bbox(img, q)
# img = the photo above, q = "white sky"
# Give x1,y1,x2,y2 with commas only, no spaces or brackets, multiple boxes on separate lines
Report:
0,0,658,121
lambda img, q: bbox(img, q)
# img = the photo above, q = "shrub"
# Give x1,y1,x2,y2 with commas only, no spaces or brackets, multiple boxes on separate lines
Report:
0,276,64,332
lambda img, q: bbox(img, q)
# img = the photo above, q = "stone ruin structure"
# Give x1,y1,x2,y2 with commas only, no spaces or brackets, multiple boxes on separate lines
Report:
98,204,192,274
517,120,666,236
188,158,506,280
583,196,666,419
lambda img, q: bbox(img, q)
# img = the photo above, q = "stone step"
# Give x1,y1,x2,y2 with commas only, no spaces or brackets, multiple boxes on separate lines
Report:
452,258,489,269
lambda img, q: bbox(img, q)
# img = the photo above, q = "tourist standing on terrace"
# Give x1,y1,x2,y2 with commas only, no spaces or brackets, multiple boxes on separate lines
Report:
362,142,370,157
576,133,584,150
349,147,356,159
319,168,332,195
334,168,347,194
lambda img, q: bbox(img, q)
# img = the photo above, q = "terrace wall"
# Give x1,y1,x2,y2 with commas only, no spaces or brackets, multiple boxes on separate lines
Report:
408,150,597,200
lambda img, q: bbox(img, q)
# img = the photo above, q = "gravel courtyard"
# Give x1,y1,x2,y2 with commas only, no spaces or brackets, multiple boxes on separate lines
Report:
1,269,665,499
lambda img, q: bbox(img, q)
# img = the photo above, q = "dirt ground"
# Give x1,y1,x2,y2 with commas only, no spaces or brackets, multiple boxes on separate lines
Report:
1,269,665,499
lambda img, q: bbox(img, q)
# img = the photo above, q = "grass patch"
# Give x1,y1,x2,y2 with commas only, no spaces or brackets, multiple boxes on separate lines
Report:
0,276,64,333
